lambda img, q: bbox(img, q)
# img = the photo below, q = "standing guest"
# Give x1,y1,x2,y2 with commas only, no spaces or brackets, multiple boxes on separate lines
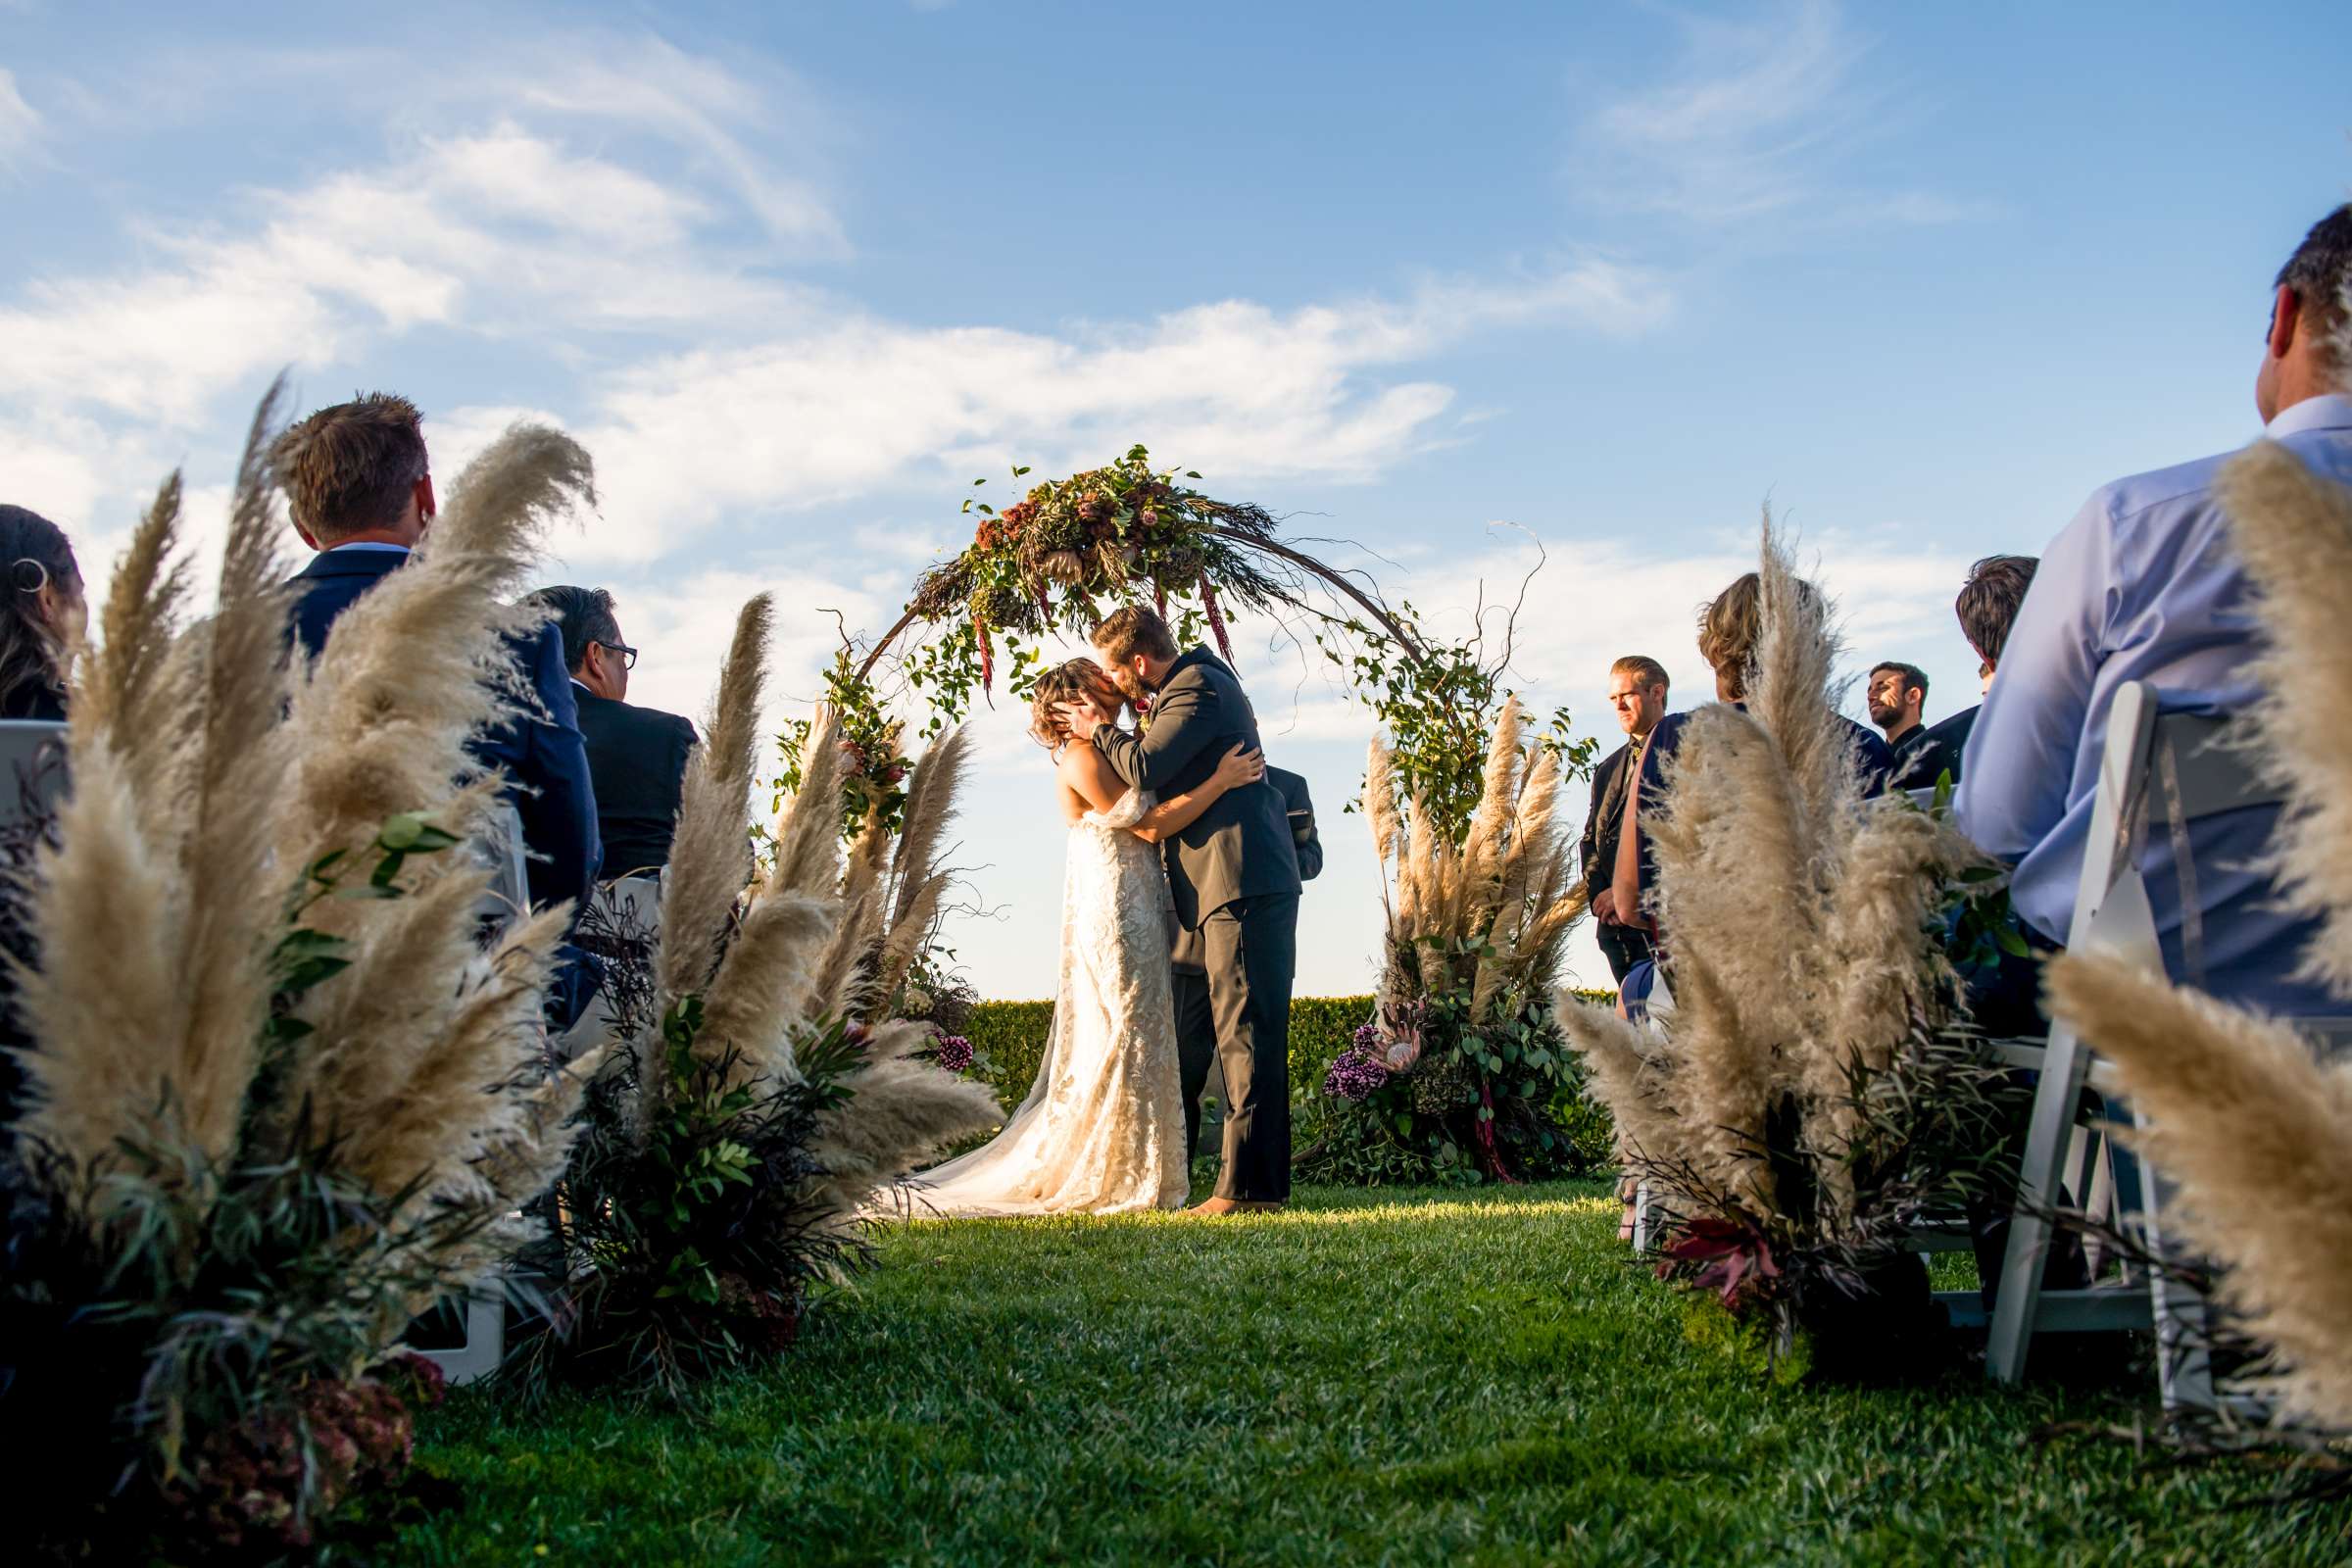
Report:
1613,571,1893,952
1957,204,2352,1015
529,586,698,879
273,393,603,1024
1890,555,2040,790
1582,655,1669,985
0,507,83,721
1174,763,1316,1164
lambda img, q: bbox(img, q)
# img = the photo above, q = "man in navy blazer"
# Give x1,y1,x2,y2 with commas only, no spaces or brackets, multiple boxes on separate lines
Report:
276,394,603,1023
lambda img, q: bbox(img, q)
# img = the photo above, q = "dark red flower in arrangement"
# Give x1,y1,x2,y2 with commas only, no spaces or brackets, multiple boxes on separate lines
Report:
881,764,906,786
1661,1215,1781,1308
1199,575,1234,662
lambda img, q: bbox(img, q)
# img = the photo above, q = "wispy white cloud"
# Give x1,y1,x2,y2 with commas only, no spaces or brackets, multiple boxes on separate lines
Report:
0,67,41,172
549,258,1668,563
1568,0,1989,232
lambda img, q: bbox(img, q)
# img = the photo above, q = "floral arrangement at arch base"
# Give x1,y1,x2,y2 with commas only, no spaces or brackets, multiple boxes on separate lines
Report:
1296,697,1614,1187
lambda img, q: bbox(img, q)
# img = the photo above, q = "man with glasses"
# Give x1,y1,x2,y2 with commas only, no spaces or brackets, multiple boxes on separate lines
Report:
529,586,699,879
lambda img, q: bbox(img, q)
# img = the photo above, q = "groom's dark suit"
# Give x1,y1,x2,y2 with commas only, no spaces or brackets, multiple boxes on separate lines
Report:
1093,648,1299,1202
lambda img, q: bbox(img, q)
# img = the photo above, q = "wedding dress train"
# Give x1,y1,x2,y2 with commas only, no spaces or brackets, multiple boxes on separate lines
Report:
911,788,1189,1216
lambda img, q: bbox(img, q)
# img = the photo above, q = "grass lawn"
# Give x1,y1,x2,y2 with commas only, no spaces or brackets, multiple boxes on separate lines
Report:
399,1181,2347,1566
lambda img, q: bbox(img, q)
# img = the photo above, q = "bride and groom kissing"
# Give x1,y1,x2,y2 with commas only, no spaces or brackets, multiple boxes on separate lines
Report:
915,606,1307,1218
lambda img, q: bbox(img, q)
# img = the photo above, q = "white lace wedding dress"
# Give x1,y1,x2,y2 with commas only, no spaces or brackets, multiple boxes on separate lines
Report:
911,788,1189,1216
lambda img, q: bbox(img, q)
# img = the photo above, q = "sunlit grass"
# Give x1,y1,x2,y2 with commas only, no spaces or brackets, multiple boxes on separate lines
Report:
397,1181,2345,1566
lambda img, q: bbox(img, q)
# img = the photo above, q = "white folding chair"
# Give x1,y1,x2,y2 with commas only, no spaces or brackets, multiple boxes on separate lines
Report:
1982,680,2352,1408
553,870,662,1061
416,801,535,1387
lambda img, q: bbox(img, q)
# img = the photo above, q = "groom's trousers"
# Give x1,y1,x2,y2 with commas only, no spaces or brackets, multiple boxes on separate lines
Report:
1197,891,1298,1203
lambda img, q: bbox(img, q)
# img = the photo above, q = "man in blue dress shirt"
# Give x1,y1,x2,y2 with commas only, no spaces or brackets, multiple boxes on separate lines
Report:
1956,205,2352,1015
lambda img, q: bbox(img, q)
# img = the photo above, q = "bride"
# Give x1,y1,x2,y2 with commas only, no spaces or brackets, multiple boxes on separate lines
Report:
912,657,1264,1216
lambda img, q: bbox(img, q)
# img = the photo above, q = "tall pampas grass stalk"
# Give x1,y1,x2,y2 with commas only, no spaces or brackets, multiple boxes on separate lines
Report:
20,382,600,1251
1561,512,2004,1350
1323,698,1595,1184
2045,953,2352,1426
3,380,605,1550
526,602,996,1395
2223,438,2352,996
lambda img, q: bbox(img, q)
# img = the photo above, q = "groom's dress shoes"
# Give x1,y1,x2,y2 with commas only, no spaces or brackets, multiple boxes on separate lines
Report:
1190,1197,1285,1216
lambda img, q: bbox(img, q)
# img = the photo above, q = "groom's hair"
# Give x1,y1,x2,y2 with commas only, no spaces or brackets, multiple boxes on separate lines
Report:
1093,605,1178,664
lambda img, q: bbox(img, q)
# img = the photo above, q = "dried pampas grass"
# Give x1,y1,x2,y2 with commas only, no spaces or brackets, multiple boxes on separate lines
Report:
582,603,998,1230
2223,438,2352,996
1564,510,1991,1224
1367,699,1584,1020
2047,953,2352,1426
16,377,601,1326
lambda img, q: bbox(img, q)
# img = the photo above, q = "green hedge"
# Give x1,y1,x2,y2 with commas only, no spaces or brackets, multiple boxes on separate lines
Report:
962,992,1616,1110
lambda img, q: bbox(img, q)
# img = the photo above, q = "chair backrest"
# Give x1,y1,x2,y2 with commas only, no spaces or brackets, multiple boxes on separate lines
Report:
0,720,70,831
2066,682,2342,1026
472,803,530,937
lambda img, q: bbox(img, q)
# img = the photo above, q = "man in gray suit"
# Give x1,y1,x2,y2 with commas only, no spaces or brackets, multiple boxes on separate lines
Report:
1173,765,1320,1165
1063,606,1301,1213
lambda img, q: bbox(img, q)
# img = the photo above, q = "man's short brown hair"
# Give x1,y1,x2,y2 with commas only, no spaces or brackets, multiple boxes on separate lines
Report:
1092,604,1178,664
1610,654,1669,690
273,392,429,543
1955,554,2038,669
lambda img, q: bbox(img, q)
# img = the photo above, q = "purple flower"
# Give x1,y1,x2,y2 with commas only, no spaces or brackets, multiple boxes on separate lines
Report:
1323,1047,1390,1103
934,1034,974,1074
1351,1021,1382,1053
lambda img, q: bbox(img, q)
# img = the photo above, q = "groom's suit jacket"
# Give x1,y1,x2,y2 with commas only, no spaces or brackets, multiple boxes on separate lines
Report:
1092,647,1300,930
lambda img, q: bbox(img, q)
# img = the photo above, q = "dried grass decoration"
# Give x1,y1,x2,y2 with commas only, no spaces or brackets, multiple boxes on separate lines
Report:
1297,697,1612,1186
1556,514,2022,1377
512,597,1000,1399
1,379,600,1558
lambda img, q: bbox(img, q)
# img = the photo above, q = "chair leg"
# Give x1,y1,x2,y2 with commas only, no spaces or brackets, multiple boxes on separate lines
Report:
1632,1180,1652,1252
1986,1017,2094,1383
2122,1127,2219,1413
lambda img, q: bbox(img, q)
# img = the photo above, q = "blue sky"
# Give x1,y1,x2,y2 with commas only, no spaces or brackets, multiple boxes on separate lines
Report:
4,0,2348,995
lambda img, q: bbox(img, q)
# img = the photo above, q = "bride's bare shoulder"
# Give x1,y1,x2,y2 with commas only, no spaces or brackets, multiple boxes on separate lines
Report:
1054,741,1126,815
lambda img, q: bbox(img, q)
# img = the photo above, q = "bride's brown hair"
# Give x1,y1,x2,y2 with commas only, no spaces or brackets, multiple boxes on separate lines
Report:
1029,659,1123,749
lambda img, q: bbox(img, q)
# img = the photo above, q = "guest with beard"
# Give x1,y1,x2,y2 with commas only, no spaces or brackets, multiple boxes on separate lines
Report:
1866,662,1929,763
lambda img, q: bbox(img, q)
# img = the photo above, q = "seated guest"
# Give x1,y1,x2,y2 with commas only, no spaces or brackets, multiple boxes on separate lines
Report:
529,586,698,879
1957,204,2352,1015
0,506,84,721
273,394,603,1022
1891,554,2040,790
1582,655,1669,985
1609,571,1893,949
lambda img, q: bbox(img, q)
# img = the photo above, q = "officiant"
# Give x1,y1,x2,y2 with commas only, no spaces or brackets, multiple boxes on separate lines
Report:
1174,764,1319,1162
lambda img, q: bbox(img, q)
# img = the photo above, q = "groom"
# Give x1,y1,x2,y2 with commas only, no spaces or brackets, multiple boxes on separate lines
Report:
1062,606,1300,1213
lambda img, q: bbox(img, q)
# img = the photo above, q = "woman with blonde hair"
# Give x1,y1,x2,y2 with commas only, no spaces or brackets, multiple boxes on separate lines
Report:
913,657,1265,1215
